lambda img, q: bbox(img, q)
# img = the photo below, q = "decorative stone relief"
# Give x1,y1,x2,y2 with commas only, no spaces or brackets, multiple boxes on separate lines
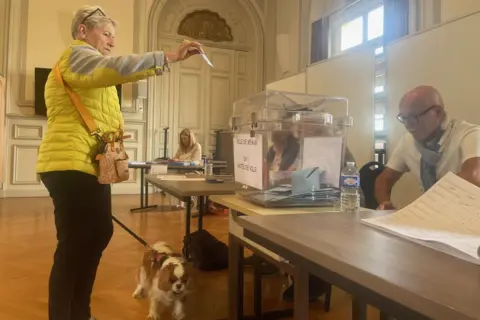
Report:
177,10,233,42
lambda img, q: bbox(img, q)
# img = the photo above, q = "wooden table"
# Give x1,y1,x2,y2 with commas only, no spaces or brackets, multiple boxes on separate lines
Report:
211,194,362,319
128,162,204,213
146,175,235,258
231,211,480,320
210,194,342,216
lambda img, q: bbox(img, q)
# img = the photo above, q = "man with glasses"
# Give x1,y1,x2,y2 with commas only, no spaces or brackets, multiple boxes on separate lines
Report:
375,85,480,210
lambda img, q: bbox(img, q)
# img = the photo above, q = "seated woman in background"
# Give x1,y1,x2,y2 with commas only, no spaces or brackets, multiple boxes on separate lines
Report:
266,130,300,185
172,129,202,208
173,128,202,163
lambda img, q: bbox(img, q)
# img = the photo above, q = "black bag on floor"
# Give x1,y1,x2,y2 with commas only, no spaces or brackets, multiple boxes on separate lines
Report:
183,229,229,271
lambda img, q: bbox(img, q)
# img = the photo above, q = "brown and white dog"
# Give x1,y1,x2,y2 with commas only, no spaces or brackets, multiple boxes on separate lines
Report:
132,242,189,320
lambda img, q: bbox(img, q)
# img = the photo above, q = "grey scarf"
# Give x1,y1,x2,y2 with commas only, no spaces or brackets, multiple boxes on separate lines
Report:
415,119,455,191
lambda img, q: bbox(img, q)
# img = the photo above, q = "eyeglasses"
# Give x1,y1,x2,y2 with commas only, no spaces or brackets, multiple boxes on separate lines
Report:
81,8,105,25
396,105,438,124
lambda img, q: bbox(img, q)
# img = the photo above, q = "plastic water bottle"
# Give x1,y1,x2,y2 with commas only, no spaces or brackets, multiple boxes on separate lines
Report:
203,158,208,174
340,162,360,212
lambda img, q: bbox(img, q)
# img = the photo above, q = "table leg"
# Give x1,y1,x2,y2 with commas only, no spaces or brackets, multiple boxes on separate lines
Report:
145,168,149,206
197,196,204,231
351,297,367,320
293,265,309,320
228,234,244,320
130,168,158,213
182,197,192,259
140,168,145,207
253,263,262,316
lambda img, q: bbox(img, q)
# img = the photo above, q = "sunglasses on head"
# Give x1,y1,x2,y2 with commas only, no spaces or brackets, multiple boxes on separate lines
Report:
81,8,105,25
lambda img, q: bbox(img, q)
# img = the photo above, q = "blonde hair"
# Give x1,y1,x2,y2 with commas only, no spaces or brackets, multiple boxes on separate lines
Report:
71,5,118,40
179,129,197,152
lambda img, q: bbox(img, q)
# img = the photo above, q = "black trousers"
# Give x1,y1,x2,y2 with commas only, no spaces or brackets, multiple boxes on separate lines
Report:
41,170,113,320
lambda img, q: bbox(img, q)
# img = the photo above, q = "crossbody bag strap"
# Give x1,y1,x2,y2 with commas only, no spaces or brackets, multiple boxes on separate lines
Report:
53,64,100,136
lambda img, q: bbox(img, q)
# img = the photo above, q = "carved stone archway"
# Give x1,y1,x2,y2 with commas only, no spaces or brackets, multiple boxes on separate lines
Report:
145,0,265,159
146,0,264,85
177,9,234,42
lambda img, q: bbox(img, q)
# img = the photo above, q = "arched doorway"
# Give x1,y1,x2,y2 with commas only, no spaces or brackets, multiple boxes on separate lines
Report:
146,0,264,158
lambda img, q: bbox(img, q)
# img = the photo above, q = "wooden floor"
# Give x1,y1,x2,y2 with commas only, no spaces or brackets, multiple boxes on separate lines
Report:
0,194,380,320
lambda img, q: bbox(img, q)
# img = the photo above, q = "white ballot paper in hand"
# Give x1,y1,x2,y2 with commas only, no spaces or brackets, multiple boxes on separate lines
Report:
184,40,214,67
362,172,480,264
200,53,214,67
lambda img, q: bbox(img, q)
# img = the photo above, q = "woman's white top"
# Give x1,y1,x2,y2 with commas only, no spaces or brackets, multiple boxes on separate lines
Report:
174,143,202,163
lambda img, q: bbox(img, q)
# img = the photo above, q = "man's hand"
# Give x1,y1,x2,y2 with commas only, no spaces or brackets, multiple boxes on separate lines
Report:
458,157,480,188
377,200,395,210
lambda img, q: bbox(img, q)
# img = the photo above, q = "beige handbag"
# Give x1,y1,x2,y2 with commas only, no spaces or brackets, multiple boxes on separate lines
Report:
53,64,130,184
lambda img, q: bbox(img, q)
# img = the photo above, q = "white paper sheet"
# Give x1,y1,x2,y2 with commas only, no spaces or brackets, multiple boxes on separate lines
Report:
302,136,343,188
233,134,264,190
362,172,480,262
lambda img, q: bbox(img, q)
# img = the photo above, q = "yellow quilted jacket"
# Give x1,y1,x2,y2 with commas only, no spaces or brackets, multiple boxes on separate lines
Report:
37,40,166,176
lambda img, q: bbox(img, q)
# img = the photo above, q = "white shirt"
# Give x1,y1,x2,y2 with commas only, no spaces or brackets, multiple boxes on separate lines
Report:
174,143,202,163
387,120,480,191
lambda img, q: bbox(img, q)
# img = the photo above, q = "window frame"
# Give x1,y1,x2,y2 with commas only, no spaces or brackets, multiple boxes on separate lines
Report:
330,0,384,56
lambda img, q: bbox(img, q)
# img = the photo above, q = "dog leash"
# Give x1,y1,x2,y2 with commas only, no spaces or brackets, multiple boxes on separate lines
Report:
111,215,189,262
111,215,151,249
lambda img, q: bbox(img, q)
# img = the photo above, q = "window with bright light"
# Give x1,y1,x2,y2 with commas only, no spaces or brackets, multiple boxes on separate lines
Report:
340,16,363,51
375,114,384,131
368,6,384,40
339,4,385,53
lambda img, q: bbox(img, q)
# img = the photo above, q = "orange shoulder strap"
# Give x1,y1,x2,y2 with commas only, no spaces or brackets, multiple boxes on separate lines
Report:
53,64,99,136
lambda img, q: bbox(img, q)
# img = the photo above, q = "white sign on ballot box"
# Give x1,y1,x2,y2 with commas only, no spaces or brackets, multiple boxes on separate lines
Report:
233,133,263,190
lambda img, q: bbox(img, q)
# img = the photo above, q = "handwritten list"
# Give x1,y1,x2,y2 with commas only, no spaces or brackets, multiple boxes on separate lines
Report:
362,172,480,263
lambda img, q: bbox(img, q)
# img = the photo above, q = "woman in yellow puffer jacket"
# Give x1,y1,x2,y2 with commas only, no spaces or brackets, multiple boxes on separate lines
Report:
37,6,203,320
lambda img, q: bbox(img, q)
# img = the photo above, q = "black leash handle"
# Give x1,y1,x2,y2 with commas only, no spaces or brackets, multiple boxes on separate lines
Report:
111,215,150,248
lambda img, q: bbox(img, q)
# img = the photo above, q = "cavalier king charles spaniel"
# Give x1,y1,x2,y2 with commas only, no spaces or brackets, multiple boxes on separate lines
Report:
132,242,190,320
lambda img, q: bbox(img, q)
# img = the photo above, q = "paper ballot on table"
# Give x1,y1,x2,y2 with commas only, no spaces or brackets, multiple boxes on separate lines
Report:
362,172,480,263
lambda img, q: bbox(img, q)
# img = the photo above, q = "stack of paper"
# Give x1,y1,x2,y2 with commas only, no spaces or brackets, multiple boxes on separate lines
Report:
362,172,480,264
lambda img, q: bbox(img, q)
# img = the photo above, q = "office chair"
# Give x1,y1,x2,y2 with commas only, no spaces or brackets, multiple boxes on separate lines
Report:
359,161,385,209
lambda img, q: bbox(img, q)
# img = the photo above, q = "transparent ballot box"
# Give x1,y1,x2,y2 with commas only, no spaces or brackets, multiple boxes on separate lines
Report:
230,90,352,208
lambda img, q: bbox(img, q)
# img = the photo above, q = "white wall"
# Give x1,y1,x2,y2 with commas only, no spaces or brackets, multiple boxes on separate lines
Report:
0,0,8,75
306,47,375,169
263,0,303,82
265,72,306,92
441,0,480,21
